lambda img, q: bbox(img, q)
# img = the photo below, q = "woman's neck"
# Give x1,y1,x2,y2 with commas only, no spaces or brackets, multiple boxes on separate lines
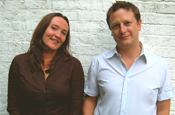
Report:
42,51,56,68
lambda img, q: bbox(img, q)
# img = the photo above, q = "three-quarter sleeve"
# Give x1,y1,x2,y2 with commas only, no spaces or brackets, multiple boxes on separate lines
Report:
7,57,22,115
69,59,84,115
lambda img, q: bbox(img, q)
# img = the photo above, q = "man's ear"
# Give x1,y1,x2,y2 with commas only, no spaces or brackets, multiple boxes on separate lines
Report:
138,19,142,31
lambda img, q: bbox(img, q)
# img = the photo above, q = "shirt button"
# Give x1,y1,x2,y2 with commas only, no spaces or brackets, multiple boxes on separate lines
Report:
123,108,125,111
124,92,127,95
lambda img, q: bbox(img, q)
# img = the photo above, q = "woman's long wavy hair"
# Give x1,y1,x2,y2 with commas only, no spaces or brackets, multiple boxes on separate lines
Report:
27,13,71,72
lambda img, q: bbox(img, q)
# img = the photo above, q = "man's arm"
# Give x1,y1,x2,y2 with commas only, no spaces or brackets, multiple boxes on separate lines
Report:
83,95,98,115
156,99,171,115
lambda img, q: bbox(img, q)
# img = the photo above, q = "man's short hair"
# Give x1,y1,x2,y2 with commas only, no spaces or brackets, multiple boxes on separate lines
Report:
106,1,141,29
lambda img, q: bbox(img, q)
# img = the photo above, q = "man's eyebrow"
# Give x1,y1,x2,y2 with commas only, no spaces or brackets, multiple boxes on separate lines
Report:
112,23,119,25
111,23,119,26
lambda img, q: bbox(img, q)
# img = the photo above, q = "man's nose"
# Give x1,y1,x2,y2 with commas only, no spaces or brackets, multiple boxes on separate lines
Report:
120,24,127,34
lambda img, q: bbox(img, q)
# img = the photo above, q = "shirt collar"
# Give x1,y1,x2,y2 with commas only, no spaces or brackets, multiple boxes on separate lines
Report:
106,48,118,59
106,42,148,64
139,42,147,64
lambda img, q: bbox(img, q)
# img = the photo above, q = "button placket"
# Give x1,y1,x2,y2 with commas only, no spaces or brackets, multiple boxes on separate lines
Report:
120,75,129,115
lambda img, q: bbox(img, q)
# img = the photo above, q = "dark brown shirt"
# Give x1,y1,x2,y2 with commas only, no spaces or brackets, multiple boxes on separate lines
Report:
7,53,84,115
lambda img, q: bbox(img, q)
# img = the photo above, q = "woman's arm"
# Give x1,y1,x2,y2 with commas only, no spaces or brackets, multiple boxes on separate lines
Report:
7,57,21,115
69,60,84,115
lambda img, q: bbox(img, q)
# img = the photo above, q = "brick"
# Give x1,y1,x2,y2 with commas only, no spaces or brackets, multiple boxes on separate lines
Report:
0,42,8,52
102,0,116,10
140,2,175,14
26,10,51,22
152,47,175,58
78,1,103,10
4,1,26,10
11,21,25,31
71,45,102,55
144,36,175,47
141,24,175,36
70,21,105,33
140,2,156,12
3,31,31,43
165,0,175,1
61,12,78,21
70,33,97,45
23,0,51,9
25,20,38,31
73,54,94,67
142,13,175,25
78,10,105,21
96,34,116,45
53,1,68,10
155,3,175,14
0,21,11,32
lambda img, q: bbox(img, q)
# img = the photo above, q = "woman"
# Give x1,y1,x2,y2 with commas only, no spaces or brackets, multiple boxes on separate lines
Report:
7,13,84,115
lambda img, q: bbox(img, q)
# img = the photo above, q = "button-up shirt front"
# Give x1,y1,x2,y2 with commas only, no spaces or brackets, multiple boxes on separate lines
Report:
84,45,174,115
8,53,84,115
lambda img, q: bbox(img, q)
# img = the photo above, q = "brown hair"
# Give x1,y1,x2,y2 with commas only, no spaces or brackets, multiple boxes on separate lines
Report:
27,13,70,71
106,1,141,29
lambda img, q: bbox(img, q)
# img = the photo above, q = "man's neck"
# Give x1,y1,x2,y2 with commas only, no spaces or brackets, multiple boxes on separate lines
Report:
117,43,142,69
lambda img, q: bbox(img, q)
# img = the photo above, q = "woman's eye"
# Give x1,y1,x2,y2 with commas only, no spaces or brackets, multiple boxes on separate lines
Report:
62,32,66,35
51,27,56,30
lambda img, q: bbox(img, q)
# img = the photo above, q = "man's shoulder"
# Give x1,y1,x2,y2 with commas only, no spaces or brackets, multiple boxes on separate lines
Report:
93,48,114,61
144,49,168,65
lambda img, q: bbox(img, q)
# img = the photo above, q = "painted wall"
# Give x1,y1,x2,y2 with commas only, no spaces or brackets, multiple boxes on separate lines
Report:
0,0,175,114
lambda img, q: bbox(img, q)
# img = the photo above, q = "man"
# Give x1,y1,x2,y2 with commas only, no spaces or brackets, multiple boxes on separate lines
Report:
83,1,174,115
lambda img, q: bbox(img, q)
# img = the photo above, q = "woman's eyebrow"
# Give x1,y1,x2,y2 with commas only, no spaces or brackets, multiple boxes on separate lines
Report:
51,24,68,32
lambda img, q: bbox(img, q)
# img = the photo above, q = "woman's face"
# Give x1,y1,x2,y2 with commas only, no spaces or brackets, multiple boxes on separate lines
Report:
42,16,69,53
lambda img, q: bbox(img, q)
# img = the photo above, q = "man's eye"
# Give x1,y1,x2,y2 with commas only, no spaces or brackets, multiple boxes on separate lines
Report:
112,24,119,28
126,22,131,25
114,25,119,27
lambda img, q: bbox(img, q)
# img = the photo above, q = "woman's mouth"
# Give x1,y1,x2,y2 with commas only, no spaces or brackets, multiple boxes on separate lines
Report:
50,38,59,43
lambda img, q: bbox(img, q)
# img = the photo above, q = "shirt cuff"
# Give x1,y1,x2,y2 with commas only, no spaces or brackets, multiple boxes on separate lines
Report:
157,90,175,101
84,86,99,97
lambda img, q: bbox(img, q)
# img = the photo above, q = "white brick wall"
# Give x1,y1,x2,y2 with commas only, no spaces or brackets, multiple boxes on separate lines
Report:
0,0,174,114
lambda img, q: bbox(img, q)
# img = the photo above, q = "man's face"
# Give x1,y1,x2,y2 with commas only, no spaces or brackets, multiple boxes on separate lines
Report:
109,8,142,49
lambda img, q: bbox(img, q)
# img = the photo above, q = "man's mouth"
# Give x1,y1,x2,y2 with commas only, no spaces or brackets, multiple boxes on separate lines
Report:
120,35,129,39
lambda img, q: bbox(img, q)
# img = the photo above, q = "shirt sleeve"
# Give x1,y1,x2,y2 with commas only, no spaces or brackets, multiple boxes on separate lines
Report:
84,58,99,96
7,56,22,115
69,59,84,115
157,62,175,101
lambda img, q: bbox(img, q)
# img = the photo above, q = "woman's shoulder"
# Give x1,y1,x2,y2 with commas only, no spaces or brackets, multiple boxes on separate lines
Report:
12,52,28,63
68,55,81,63
60,55,83,68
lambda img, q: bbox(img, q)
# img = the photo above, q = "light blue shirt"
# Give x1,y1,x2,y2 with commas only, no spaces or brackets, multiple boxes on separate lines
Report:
84,45,174,115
